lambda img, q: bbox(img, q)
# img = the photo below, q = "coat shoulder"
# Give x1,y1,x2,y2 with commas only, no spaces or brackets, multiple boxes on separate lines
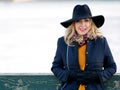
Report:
96,36,107,43
58,36,64,42
57,36,67,46
97,36,106,40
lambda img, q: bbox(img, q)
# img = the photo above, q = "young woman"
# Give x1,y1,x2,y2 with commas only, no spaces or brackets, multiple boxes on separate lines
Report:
51,4,117,90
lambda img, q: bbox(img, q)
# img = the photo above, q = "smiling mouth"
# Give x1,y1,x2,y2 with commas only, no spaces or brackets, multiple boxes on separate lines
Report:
80,28,86,32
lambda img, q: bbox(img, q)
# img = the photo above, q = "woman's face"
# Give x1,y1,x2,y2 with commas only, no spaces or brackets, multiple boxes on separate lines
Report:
74,18,91,36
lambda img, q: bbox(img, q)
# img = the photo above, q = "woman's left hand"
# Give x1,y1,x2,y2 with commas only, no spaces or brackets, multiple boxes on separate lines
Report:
78,71,100,85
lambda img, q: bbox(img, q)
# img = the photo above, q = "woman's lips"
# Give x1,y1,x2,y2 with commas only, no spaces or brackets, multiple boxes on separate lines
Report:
80,28,86,32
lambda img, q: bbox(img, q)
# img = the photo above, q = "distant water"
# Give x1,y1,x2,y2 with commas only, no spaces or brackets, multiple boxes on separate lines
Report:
0,1,119,73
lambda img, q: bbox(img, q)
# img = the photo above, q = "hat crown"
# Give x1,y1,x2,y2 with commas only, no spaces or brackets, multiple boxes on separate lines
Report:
60,4,104,28
72,4,92,19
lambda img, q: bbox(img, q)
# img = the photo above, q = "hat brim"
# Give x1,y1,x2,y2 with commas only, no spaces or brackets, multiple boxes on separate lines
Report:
60,15,104,28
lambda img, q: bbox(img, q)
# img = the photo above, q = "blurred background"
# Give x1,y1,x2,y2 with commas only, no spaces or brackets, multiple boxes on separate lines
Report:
0,0,120,74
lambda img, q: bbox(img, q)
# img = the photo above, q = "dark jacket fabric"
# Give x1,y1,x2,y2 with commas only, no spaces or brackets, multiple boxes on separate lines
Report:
51,36,116,90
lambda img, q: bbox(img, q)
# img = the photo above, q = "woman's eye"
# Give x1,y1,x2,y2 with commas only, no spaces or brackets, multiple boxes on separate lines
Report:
85,19,89,22
76,20,79,22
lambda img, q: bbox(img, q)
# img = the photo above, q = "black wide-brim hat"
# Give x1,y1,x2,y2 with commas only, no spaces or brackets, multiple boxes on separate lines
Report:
61,4,105,28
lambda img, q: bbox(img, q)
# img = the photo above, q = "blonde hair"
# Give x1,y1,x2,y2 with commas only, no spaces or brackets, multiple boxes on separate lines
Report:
64,19,103,46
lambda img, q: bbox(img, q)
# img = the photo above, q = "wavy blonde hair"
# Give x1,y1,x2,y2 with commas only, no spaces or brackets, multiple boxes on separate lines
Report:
64,19,103,46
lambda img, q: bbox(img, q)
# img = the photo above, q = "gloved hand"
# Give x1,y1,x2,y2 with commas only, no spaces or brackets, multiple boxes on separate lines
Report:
67,70,84,82
79,71,100,85
67,70,99,85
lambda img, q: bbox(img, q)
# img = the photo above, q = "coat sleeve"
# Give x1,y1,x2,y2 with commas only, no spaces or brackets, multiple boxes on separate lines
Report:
100,37,117,82
51,37,69,83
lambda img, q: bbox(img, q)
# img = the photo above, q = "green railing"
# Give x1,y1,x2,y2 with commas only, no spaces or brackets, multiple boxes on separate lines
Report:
0,73,119,90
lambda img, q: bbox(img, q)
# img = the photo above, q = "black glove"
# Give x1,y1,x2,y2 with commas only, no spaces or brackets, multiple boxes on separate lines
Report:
80,71,99,85
67,70,84,82
67,70,99,85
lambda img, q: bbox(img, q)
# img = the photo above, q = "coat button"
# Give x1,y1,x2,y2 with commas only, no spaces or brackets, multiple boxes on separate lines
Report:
86,52,88,54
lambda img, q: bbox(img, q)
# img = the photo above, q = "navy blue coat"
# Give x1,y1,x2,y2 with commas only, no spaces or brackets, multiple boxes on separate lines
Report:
51,36,116,90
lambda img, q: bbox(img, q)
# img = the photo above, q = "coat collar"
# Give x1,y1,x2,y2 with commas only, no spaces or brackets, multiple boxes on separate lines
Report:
70,39,94,47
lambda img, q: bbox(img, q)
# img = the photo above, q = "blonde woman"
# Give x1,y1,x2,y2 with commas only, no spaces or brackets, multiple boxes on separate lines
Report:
51,4,116,90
